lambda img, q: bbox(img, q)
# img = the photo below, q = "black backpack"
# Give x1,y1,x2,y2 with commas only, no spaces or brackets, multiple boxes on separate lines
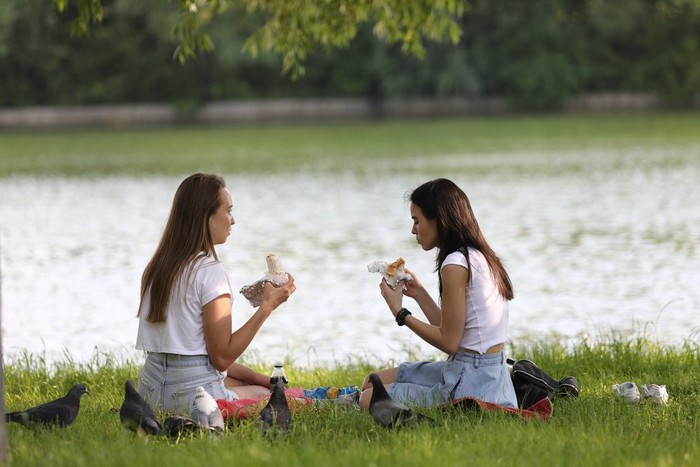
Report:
508,358,580,409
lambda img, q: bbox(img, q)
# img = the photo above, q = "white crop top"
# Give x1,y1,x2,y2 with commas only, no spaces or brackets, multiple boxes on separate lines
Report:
441,249,509,354
136,254,232,355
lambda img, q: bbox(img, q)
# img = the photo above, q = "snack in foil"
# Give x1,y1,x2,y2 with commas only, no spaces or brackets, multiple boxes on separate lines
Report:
240,253,289,307
367,257,412,289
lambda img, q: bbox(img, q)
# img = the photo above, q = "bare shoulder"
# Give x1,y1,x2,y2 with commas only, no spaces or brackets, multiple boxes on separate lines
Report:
441,263,470,286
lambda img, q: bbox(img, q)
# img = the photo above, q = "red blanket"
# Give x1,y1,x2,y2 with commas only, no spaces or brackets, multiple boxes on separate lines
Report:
217,389,552,422
448,396,553,421
216,387,311,421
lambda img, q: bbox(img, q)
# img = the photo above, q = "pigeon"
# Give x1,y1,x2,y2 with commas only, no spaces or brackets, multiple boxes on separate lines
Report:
119,379,162,436
163,414,201,439
258,380,292,434
190,386,225,433
368,373,432,429
5,383,89,427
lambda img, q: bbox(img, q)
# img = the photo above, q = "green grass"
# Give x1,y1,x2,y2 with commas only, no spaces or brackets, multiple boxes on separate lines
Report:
4,338,700,466
2,112,700,177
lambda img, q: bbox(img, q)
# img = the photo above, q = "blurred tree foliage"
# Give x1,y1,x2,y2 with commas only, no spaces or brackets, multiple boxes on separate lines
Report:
1,0,699,109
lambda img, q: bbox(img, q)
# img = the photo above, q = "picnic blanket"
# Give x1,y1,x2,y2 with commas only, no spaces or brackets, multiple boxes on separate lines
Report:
216,387,312,421
447,396,553,421
217,389,553,422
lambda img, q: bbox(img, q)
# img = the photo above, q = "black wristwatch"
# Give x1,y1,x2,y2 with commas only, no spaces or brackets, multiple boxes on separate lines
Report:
395,308,412,326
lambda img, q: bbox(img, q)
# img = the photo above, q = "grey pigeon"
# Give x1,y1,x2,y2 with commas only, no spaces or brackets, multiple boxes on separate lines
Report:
5,383,89,427
119,379,162,436
258,380,291,434
190,386,225,432
368,373,432,428
163,414,200,439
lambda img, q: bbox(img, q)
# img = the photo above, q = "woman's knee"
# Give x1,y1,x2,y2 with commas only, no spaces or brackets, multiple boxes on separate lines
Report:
363,367,399,390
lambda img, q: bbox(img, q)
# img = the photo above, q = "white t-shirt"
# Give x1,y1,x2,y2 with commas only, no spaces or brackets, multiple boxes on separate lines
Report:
136,254,232,355
441,249,509,354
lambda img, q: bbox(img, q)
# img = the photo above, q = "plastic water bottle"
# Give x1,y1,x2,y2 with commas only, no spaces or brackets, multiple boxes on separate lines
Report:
269,364,288,387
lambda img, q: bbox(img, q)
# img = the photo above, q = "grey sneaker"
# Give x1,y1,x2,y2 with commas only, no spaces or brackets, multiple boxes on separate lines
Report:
642,384,669,405
612,382,641,403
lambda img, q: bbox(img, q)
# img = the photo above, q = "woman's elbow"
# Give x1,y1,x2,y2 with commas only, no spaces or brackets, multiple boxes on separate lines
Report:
443,336,461,355
208,353,230,372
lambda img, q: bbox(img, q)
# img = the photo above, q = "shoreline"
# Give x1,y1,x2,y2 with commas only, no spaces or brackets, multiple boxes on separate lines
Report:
2,93,699,129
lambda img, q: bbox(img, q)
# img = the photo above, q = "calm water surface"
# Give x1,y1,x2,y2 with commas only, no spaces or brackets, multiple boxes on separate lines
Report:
2,148,699,367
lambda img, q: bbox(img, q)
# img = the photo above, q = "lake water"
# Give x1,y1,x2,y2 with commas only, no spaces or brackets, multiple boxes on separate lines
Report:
1,147,699,368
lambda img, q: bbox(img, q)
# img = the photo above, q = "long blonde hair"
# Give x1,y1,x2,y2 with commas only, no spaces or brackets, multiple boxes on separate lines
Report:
137,173,226,322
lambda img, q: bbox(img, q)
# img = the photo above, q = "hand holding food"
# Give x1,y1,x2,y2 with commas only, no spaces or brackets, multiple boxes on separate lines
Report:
367,257,413,289
240,253,290,307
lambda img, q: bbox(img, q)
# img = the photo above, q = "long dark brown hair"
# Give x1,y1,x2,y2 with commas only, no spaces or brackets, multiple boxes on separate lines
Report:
408,178,514,300
137,173,226,322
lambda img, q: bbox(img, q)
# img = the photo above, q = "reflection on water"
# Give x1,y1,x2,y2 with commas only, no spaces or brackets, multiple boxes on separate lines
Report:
1,148,699,366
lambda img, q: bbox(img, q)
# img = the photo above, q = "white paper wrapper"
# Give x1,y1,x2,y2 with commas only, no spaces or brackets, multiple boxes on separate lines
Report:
240,254,289,307
367,258,412,289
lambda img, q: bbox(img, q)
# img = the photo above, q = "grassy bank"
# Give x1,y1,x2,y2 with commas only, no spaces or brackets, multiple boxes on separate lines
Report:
4,338,700,466
1,112,700,177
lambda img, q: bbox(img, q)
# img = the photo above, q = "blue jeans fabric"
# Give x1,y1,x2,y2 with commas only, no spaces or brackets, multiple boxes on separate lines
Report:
137,352,238,413
387,350,517,409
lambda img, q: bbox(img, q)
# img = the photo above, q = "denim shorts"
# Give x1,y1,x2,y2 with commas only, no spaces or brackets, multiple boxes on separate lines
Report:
137,353,239,413
387,350,517,409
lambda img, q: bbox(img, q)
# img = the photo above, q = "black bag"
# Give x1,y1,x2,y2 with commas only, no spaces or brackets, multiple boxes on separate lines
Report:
508,358,580,409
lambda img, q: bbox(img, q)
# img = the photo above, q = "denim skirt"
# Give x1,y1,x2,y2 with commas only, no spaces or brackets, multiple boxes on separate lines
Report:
387,350,517,408
137,353,239,413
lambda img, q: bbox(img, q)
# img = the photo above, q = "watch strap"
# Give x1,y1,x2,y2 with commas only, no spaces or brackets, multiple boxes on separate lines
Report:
396,308,412,326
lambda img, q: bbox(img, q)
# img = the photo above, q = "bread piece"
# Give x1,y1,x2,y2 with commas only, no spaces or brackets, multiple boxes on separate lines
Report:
240,253,289,307
367,257,412,289
384,258,405,283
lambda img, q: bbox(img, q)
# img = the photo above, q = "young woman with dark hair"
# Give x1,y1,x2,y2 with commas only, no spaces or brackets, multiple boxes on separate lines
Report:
359,178,517,409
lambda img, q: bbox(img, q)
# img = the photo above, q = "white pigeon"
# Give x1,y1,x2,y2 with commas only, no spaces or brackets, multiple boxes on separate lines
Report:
190,386,225,432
